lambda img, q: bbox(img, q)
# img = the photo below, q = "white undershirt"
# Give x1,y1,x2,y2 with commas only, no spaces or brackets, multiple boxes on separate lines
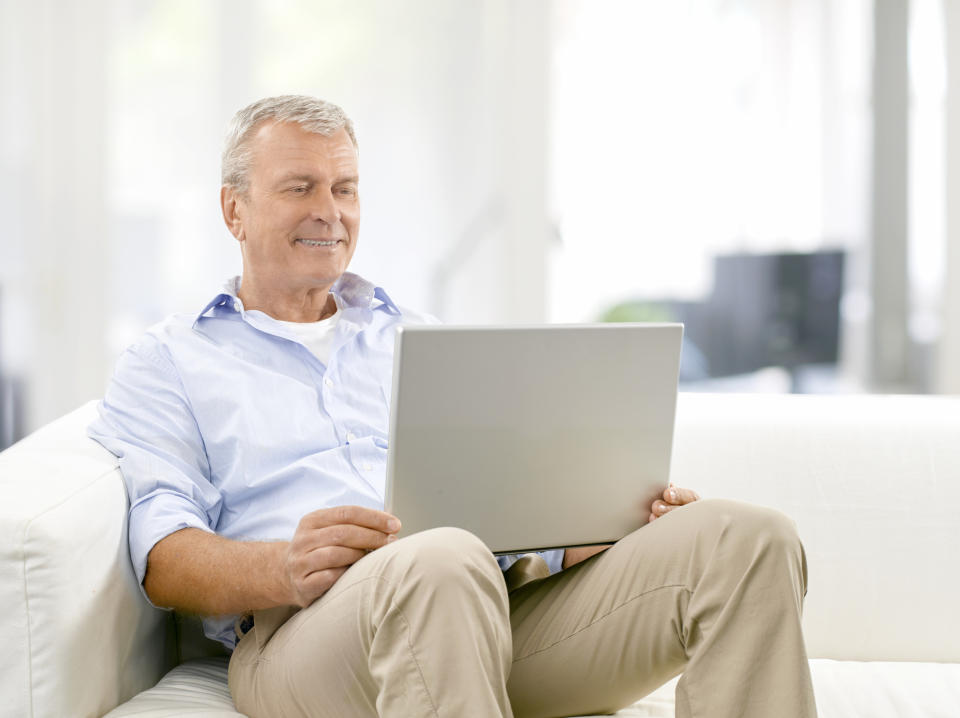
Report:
274,296,342,365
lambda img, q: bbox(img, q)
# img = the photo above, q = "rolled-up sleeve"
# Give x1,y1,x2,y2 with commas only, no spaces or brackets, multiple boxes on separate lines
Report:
88,339,221,604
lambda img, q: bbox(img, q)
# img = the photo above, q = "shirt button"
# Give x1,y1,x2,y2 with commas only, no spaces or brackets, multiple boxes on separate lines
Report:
362,463,373,471
233,301,240,311
346,431,356,442
324,377,333,388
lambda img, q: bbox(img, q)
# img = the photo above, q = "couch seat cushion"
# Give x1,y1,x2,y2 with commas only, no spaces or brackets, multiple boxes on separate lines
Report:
102,658,246,718
103,656,960,718
810,658,960,718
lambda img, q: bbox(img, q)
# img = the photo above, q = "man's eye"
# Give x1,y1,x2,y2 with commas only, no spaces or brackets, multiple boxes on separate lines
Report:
337,186,357,197
290,186,308,194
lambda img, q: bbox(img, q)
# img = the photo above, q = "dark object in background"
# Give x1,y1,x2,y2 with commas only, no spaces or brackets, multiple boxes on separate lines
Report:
600,250,845,388
0,376,25,451
701,250,845,376
0,287,27,451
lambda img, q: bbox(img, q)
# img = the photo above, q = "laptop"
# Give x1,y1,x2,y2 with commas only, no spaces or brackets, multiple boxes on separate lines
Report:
383,323,683,554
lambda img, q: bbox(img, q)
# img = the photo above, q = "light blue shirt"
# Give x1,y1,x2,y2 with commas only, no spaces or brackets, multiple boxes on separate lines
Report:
88,272,563,649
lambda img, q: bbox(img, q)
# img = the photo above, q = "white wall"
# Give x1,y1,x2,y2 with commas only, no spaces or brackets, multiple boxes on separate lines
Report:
0,0,555,433
0,0,111,431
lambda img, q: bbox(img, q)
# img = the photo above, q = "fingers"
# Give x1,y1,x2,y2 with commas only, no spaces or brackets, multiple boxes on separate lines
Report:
297,546,367,574
661,485,700,505
303,524,397,553
648,485,701,523
650,500,680,519
289,546,366,579
300,505,401,534
293,566,350,607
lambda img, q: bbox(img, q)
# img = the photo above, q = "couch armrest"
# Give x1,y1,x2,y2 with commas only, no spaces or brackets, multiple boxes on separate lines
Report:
0,401,173,718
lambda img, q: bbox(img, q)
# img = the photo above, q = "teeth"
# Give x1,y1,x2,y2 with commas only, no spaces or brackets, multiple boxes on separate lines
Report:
298,239,339,247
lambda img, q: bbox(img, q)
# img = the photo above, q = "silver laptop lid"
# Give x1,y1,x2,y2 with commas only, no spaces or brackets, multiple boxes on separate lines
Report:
384,323,683,554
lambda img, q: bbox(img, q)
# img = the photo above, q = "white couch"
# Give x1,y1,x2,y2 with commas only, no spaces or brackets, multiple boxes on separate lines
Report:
1,393,959,718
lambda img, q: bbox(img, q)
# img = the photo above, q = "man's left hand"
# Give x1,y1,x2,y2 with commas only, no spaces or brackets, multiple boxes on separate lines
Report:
648,484,700,523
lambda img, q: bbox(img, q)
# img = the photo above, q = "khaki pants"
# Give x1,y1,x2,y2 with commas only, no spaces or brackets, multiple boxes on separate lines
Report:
228,499,816,718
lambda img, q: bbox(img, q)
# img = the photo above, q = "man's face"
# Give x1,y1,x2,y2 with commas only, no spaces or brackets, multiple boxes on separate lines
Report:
228,121,360,293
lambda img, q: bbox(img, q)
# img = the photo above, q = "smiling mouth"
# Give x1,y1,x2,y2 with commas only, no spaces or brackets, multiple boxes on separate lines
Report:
296,238,343,247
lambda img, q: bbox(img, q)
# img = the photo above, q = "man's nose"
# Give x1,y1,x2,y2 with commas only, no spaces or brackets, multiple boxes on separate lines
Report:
310,189,341,224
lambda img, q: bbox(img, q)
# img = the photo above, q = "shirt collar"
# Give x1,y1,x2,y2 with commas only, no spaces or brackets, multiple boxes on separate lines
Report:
193,272,400,326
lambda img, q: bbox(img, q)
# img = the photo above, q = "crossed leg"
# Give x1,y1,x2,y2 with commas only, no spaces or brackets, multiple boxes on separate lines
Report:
229,526,514,717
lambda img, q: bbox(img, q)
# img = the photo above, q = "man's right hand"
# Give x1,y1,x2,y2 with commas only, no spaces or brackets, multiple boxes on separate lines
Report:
284,506,401,607
143,506,401,617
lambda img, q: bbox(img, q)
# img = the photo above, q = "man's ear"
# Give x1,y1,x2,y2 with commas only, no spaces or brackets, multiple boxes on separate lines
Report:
221,185,245,242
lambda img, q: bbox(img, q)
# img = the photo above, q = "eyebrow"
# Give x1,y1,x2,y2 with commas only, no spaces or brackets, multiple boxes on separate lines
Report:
275,173,359,185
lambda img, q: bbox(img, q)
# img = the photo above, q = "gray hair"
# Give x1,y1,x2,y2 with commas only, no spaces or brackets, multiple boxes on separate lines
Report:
221,95,357,195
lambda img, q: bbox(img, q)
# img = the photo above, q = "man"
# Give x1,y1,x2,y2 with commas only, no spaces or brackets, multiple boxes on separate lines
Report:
89,95,816,718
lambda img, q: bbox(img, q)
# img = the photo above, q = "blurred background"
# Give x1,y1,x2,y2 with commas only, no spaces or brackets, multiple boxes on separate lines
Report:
1,0,959,450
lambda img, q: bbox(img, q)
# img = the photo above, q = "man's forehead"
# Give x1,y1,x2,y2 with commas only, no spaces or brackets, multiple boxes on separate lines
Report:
250,121,358,168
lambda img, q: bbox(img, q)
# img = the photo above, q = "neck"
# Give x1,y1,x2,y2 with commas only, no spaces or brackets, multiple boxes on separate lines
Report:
237,275,338,322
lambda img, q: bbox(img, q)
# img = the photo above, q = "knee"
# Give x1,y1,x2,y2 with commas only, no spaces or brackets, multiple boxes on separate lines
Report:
706,499,800,549
400,525,493,560
694,499,808,594
691,499,800,547
387,526,504,588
